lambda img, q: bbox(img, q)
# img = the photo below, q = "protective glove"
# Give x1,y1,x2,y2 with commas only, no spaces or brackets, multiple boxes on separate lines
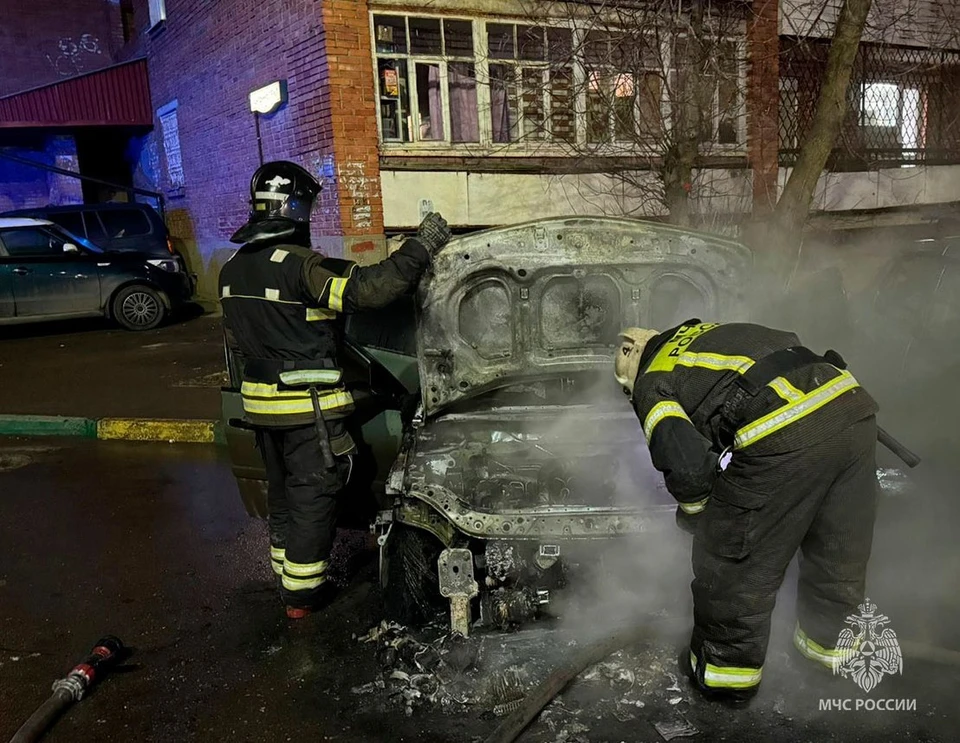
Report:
675,506,701,536
417,212,452,255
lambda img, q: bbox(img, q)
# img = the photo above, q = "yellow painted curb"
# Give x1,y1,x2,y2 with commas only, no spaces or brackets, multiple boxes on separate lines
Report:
97,418,218,443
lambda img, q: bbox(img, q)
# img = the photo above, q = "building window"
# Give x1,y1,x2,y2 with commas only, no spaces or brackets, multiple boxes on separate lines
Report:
488,24,574,143
148,0,167,29
374,14,479,144
157,101,184,195
370,13,745,152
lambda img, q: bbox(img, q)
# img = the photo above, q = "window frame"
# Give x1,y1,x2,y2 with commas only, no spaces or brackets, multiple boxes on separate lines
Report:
369,11,748,157
148,0,167,30
0,226,73,260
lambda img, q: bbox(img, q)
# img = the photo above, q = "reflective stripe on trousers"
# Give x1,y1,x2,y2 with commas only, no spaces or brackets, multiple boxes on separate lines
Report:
281,559,329,593
270,545,285,576
794,624,846,669
691,650,763,689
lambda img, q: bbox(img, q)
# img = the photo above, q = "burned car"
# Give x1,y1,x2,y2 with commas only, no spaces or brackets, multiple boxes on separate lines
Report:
221,217,753,632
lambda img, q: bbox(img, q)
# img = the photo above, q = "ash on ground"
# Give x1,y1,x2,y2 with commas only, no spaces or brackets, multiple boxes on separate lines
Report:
351,621,699,741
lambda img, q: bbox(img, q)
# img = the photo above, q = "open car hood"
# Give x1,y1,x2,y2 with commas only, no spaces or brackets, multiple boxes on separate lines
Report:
416,217,753,417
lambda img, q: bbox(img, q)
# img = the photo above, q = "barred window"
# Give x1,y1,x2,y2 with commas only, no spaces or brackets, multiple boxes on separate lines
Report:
779,39,960,168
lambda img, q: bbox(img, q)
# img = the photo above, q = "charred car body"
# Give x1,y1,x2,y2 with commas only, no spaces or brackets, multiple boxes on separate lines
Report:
223,217,753,632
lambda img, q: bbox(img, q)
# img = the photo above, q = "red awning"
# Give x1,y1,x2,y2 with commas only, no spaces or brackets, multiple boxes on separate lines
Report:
0,59,152,129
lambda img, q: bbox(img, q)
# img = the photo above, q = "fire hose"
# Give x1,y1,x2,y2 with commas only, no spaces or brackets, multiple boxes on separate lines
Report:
8,636,128,743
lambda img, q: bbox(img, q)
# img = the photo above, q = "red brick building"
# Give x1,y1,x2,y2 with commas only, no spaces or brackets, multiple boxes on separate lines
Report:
4,0,960,301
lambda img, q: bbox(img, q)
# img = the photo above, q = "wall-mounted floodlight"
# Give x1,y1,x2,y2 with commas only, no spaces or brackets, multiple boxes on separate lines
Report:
249,80,288,165
249,80,288,115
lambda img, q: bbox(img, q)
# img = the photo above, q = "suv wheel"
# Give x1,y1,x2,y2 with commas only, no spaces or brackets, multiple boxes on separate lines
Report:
113,285,165,331
381,524,445,626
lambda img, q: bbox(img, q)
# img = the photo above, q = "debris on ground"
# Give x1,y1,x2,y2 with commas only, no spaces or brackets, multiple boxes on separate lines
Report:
352,621,693,738
653,717,699,741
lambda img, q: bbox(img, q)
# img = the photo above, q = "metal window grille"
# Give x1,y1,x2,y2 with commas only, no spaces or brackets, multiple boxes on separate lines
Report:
780,37,960,168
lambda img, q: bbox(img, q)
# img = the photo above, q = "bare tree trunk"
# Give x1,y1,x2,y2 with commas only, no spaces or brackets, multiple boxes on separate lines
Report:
662,0,707,226
773,0,873,236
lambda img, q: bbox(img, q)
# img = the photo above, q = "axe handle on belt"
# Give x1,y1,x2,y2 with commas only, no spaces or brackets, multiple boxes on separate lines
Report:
877,425,921,468
309,386,338,470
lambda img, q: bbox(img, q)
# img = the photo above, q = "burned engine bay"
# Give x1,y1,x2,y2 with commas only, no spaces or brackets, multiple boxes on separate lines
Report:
383,374,678,632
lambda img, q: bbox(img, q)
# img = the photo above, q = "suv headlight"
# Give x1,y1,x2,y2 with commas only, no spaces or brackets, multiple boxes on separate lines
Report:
147,258,180,273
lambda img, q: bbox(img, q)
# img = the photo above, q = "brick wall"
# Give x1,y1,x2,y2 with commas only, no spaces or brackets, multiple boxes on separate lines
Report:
0,0,123,97
133,0,385,300
321,0,385,263
747,0,780,215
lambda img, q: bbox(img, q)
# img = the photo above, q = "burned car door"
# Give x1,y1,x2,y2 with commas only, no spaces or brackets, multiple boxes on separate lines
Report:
221,300,419,519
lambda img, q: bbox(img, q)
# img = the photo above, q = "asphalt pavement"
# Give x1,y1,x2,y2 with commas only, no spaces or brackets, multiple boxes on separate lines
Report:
0,312,224,420
0,438,958,742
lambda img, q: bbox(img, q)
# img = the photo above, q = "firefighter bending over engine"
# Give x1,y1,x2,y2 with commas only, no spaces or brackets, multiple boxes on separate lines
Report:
615,321,879,705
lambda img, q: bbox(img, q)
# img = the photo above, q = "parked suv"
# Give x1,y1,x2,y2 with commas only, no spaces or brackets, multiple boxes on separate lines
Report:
0,217,193,330
2,203,175,260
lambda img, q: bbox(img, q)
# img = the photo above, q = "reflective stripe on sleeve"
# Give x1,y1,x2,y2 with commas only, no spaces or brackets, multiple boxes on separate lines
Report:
642,401,691,443
692,651,762,689
734,371,860,449
328,277,349,312
679,497,709,514
306,307,337,322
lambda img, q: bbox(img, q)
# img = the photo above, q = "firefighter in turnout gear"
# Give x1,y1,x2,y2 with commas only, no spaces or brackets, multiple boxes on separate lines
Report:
615,321,880,705
219,161,451,619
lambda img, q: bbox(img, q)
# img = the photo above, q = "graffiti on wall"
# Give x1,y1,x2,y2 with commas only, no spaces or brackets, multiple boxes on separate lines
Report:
338,160,373,230
45,35,103,78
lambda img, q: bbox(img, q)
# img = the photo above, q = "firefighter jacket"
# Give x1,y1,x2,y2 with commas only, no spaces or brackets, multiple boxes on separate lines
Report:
632,321,878,515
219,237,430,429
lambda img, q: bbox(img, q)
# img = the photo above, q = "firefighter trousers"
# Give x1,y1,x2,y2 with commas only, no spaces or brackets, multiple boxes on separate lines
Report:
689,414,879,691
255,424,351,608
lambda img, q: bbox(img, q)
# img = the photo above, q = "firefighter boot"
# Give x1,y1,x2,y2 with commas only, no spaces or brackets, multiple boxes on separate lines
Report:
678,648,758,709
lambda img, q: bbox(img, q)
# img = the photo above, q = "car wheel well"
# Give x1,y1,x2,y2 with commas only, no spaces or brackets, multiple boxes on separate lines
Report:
106,280,168,319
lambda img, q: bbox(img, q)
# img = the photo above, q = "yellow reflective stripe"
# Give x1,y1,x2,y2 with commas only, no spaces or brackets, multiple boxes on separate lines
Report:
243,391,354,416
646,323,721,373
642,401,691,443
306,307,337,322
219,293,302,305
794,624,845,668
278,369,342,386
270,546,286,560
241,381,315,399
271,561,283,576
675,351,754,374
734,371,860,449
282,574,326,591
769,376,804,403
692,651,762,689
679,497,709,514
329,277,348,312
284,559,329,577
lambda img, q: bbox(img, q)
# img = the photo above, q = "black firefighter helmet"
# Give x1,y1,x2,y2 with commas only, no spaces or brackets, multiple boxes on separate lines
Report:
230,160,321,244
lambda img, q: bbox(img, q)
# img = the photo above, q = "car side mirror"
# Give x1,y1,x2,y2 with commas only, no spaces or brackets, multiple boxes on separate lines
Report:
63,243,80,254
